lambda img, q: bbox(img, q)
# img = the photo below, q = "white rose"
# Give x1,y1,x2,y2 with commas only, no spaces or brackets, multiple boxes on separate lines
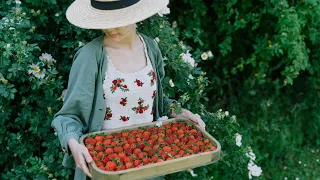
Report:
201,52,208,60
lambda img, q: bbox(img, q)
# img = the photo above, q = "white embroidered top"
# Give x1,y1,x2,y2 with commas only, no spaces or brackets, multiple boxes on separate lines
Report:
101,35,157,130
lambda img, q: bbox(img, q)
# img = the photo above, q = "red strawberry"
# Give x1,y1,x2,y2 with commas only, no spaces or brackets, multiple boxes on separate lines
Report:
123,85,128,88
106,161,117,171
163,146,172,153
151,156,158,163
102,156,110,164
138,101,142,105
105,148,114,155
125,162,133,169
94,145,104,152
142,158,150,164
112,80,117,85
134,160,141,167
114,146,123,153
86,145,94,151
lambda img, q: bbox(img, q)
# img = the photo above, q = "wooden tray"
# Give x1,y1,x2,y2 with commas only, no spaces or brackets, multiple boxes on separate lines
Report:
79,118,221,180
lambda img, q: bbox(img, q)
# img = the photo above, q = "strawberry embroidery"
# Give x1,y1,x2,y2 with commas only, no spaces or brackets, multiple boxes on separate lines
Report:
152,90,156,99
120,97,127,106
110,78,129,93
119,116,130,122
148,70,157,86
134,79,144,87
104,107,112,120
132,97,149,114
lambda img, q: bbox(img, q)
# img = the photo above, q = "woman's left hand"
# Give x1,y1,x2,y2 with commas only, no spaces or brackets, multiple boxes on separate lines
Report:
171,108,206,130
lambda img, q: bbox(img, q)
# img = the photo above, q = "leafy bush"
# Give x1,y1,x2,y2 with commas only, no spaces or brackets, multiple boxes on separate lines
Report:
169,0,320,179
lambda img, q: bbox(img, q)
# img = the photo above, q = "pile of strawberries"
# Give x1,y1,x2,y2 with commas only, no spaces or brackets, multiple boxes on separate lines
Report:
84,121,217,171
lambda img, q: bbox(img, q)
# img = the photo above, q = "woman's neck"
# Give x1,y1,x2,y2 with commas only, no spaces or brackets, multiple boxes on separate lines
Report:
103,30,139,50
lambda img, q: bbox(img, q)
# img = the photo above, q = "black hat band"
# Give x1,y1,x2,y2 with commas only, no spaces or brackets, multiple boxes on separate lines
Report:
91,0,140,10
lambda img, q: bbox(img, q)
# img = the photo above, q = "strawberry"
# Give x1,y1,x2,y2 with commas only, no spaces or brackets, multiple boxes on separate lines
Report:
94,145,104,152
163,146,172,153
84,138,97,145
122,131,129,137
105,147,114,155
93,156,100,162
125,149,133,155
156,159,164,163
142,158,150,164
114,146,123,153
102,156,110,164
128,138,136,144
123,143,131,150
89,150,96,156
178,150,185,156
106,161,117,171
171,127,178,132
134,160,141,167
118,152,126,162
177,129,184,134
203,139,210,144
86,145,94,151
125,162,133,169
151,156,158,163
133,148,141,155
123,156,132,163
158,137,165,143
106,134,114,139
96,161,103,167
117,165,126,171
95,135,104,142
190,129,198,134
103,139,112,146
144,146,152,152
192,146,200,153
143,131,151,138
108,153,118,160
138,152,145,159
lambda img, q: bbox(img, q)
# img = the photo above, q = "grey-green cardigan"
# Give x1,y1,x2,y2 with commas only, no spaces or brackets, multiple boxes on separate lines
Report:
51,33,173,180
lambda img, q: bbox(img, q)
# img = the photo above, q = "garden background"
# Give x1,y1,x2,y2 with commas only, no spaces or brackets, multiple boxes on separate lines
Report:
0,0,319,179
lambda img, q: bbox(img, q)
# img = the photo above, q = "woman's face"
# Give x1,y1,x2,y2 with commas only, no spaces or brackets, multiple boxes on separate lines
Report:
103,24,137,41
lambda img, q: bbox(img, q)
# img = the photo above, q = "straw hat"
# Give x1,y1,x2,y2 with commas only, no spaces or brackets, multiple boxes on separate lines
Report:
66,0,169,29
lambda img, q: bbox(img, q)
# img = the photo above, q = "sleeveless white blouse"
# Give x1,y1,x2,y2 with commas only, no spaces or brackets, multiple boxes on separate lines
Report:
101,35,157,130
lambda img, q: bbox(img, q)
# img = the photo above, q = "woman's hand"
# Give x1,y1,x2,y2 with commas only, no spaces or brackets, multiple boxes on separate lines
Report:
68,138,93,178
171,108,206,130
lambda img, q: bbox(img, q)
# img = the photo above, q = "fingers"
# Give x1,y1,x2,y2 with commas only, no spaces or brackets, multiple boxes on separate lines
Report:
78,152,93,178
83,149,93,164
191,113,206,130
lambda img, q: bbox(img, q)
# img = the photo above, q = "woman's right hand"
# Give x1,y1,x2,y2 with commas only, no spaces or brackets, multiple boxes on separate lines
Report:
68,138,93,178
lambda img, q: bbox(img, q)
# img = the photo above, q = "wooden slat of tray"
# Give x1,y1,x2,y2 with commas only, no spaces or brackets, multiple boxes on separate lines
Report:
80,118,221,180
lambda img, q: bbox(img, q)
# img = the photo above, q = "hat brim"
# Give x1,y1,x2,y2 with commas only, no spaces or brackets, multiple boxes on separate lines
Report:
66,0,169,29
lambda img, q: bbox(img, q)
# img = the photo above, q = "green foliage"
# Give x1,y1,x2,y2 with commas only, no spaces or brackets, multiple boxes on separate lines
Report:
169,0,320,179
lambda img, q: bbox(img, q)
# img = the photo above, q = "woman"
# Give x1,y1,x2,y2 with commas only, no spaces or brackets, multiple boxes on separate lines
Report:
51,0,206,179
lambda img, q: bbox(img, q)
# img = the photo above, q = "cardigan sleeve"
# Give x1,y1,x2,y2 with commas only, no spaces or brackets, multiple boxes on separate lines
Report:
51,47,97,158
154,42,176,117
